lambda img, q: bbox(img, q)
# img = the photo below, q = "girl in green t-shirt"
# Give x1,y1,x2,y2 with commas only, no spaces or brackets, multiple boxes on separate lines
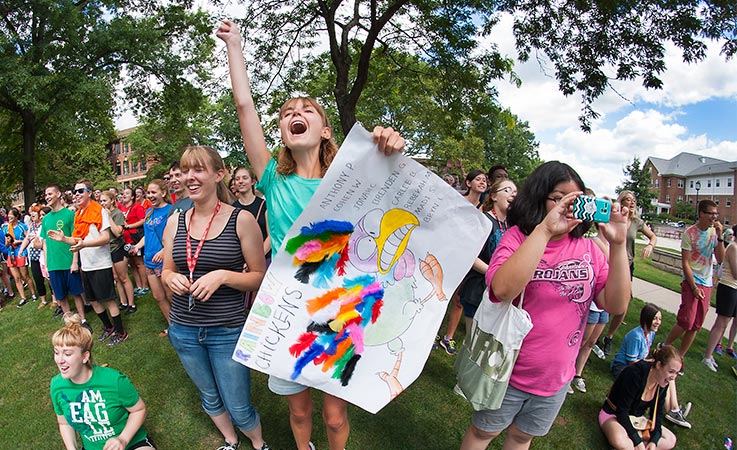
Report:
50,313,156,450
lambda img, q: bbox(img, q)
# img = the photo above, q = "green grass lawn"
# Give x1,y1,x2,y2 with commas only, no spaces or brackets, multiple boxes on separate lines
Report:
1,293,734,449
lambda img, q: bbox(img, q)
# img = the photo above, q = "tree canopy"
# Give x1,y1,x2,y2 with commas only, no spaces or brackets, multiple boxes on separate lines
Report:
237,0,737,135
617,156,657,214
0,0,214,208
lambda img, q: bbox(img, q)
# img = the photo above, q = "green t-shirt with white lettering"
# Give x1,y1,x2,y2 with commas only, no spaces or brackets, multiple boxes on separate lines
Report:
50,365,146,450
40,208,75,271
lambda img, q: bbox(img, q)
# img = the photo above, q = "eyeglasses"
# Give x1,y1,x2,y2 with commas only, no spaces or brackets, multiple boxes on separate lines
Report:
72,188,89,195
163,176,171,181
496,187,517,195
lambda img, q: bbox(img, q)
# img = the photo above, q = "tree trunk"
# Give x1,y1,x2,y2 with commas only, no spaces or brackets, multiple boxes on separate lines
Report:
22,113,37,211
336,94,358,136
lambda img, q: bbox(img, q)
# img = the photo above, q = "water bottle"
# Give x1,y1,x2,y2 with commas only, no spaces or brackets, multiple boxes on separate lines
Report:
725,437,732,450
592,344,606,360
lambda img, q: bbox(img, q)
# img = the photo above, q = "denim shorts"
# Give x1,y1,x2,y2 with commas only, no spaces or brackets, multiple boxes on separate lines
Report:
268,374,309,396
471,383,569,437
168,322,261,431
587,309,610,324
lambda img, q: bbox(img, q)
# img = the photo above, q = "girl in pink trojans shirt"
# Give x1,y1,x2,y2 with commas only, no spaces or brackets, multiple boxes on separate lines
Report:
459,161,631,450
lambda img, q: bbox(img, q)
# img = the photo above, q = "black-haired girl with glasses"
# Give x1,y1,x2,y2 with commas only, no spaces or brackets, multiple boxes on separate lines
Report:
460,161,631,450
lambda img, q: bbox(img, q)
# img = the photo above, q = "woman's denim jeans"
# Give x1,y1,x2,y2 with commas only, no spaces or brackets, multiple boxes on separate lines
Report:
169,322,260,431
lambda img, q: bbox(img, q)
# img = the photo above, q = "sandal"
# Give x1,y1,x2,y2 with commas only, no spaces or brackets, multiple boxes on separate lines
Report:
158,328,169,338
38,301,48,309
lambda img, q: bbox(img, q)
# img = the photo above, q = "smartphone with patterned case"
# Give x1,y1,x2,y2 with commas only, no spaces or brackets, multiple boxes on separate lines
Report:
572,196,611,223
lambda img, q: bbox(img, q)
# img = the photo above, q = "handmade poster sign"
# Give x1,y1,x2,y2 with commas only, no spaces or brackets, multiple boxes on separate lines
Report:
233,124,492,413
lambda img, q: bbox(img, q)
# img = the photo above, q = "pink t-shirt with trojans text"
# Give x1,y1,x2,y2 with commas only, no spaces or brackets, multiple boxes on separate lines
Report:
486,226,609,396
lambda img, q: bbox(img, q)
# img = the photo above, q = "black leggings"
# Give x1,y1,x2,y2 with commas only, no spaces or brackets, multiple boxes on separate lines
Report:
30,259,47,297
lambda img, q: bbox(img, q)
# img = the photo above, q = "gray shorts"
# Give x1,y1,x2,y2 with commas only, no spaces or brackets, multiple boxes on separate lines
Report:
471,382,569,437
268,375,308,396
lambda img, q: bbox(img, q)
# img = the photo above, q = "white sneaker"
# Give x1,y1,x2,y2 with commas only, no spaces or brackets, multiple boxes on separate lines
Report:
665,409,692,429
567,384,574,394
572,377,587,393
702,357,718,372
591,344,606,360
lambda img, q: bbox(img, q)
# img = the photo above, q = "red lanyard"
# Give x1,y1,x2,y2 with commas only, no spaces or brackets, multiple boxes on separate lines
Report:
185,201,221,283
490,209,508,233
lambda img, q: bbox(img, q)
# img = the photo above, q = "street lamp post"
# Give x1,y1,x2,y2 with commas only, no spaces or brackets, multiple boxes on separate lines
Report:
695,180,701,220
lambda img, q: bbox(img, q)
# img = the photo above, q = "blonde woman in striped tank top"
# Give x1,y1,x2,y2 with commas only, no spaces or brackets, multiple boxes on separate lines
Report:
162,145,271,450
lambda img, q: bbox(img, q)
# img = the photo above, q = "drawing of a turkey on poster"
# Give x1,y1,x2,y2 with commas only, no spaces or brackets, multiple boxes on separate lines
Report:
233,124,491,413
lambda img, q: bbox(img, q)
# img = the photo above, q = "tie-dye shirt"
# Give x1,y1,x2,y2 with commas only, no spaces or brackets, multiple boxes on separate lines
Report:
486,226,609,396
681,224,718,287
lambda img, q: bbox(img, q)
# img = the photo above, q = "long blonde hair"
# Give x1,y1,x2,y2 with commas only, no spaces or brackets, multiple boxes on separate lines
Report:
276,97,339,176
180,146,235,204
617,190,636,219
52,313,94,369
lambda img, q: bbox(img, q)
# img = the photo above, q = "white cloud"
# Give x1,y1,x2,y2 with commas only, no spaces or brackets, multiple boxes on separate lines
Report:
484,13,737,198
535,110,735,196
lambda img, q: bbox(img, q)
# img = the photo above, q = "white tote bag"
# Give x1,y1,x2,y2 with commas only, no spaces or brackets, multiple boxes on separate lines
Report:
455,288,533,411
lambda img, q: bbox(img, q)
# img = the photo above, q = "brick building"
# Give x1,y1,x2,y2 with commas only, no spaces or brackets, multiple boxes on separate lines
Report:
645,152,737,226
108,127,157,189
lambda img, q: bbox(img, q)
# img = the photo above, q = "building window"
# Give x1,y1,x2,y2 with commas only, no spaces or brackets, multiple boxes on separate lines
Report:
141,159,147,171
132,162,138,173
678,179,684,188
678,195,683,202
708,180,712,188
666,194,670,203
655,179,659,188
123,160,129,175
115,162,121,176
728,200,732,207
716,179,721,187
729,178,733,187
716,199,720,205
666,178,671,188
690,180,694,188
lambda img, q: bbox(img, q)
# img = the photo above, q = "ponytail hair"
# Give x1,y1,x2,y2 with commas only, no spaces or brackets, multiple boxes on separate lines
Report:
52,313,94,368
180,146,235,204
652,344,681,368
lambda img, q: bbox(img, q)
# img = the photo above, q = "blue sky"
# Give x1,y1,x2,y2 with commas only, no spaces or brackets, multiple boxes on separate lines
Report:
487,14,737,197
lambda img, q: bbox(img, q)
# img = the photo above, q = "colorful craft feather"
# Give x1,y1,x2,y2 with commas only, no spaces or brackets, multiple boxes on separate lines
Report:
288,275,384,386
285,220,354,286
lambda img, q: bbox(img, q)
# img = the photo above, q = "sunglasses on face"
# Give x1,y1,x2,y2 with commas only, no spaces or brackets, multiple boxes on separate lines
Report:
73,188,89,194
